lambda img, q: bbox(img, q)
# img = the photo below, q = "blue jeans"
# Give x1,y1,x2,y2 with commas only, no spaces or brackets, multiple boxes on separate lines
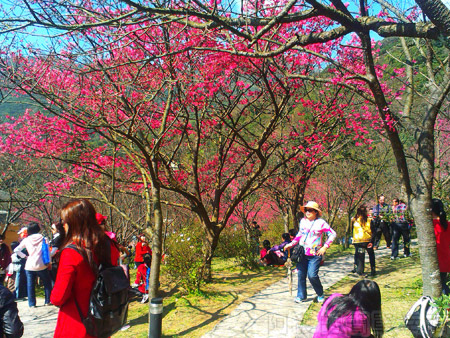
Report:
15,266,27,299
296,255,323,300
25,269,52,307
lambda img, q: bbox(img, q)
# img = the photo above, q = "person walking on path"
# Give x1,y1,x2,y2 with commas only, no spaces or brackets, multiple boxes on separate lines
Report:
50,199,120,338
13,223,52,308
431,198,450,295
284,201,336,303
351,205,376,277
313,279,384,338
0,234,11,286
390,198,411,260
372,194,392,249
134,234,151,268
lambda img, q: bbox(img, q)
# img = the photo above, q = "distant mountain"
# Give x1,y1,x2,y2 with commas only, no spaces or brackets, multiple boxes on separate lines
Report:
0,94,36,120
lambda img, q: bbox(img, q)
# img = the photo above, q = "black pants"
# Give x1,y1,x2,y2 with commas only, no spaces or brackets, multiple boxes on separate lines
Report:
264,250,285,266
373,219,391,248
353,242,375,275
441,272,450,295
391,222,411,258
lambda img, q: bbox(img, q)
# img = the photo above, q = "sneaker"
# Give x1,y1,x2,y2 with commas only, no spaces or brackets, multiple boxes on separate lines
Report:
390,256,399,260
141,294,149,304
404,254,412,258
294,297,307,303
316,295,325,303
370,270,376,277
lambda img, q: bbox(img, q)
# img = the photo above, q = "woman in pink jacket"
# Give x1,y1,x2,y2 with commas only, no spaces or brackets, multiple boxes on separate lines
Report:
14,222,52,308
284,201,336,303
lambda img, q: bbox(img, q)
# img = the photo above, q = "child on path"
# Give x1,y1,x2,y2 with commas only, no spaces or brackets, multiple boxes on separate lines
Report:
133,253,152,303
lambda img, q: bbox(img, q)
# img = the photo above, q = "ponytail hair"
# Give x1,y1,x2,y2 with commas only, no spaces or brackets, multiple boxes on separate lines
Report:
432,198,448,230
326,280,383,338
355,205,368,225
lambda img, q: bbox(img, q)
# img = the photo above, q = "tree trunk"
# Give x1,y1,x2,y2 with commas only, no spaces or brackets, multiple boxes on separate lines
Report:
283,212,290,233
410,197,442,297
201,225,221,281
149,164,164,299
344,214,352,249
359,29,444,296
292,179,308,228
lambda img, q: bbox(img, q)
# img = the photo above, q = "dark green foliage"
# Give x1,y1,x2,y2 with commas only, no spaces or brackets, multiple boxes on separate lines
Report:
215,227,260,269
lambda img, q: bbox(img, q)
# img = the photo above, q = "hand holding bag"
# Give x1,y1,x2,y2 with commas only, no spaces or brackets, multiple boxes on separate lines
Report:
290,244,305,264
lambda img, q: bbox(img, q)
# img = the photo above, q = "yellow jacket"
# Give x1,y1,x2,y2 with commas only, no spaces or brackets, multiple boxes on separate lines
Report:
352,217,373,243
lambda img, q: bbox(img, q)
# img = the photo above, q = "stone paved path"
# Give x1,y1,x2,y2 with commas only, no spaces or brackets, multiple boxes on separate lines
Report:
16,297,58,338
15,245,395,337
201,245,393,338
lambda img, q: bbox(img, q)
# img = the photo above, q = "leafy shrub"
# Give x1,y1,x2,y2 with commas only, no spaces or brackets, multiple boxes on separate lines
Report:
432,288,450,337
215,227,259,269
261,221,287,247
164,226,205,294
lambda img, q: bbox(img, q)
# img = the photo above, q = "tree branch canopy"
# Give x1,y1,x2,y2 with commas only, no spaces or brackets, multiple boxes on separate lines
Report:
0,0,448,45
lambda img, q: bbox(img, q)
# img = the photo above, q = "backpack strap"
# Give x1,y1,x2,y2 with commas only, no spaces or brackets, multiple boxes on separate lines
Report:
405,296,424,322
64,244,87,322
419,296,432,338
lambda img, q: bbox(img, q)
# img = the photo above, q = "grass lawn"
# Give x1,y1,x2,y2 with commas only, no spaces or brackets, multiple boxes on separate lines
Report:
113,244,354,337
301,248,422,338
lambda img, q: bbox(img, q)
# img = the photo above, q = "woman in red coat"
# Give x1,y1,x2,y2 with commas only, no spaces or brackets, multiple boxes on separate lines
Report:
50,199,120,338
431,198,450,295
134,234,151,267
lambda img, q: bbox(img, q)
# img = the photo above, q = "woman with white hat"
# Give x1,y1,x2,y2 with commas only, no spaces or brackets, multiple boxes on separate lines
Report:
284,201,336,303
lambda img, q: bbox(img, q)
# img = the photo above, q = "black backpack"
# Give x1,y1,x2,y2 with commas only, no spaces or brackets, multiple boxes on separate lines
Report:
67,243,129,338
404,296,447,338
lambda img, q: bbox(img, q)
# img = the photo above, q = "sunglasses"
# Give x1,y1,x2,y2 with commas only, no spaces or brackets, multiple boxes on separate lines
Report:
305,208,316,212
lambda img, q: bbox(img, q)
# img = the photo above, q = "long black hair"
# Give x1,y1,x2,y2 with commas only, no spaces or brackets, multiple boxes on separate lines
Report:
355,205,368,225
432,198,448,230
325,280,383,338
